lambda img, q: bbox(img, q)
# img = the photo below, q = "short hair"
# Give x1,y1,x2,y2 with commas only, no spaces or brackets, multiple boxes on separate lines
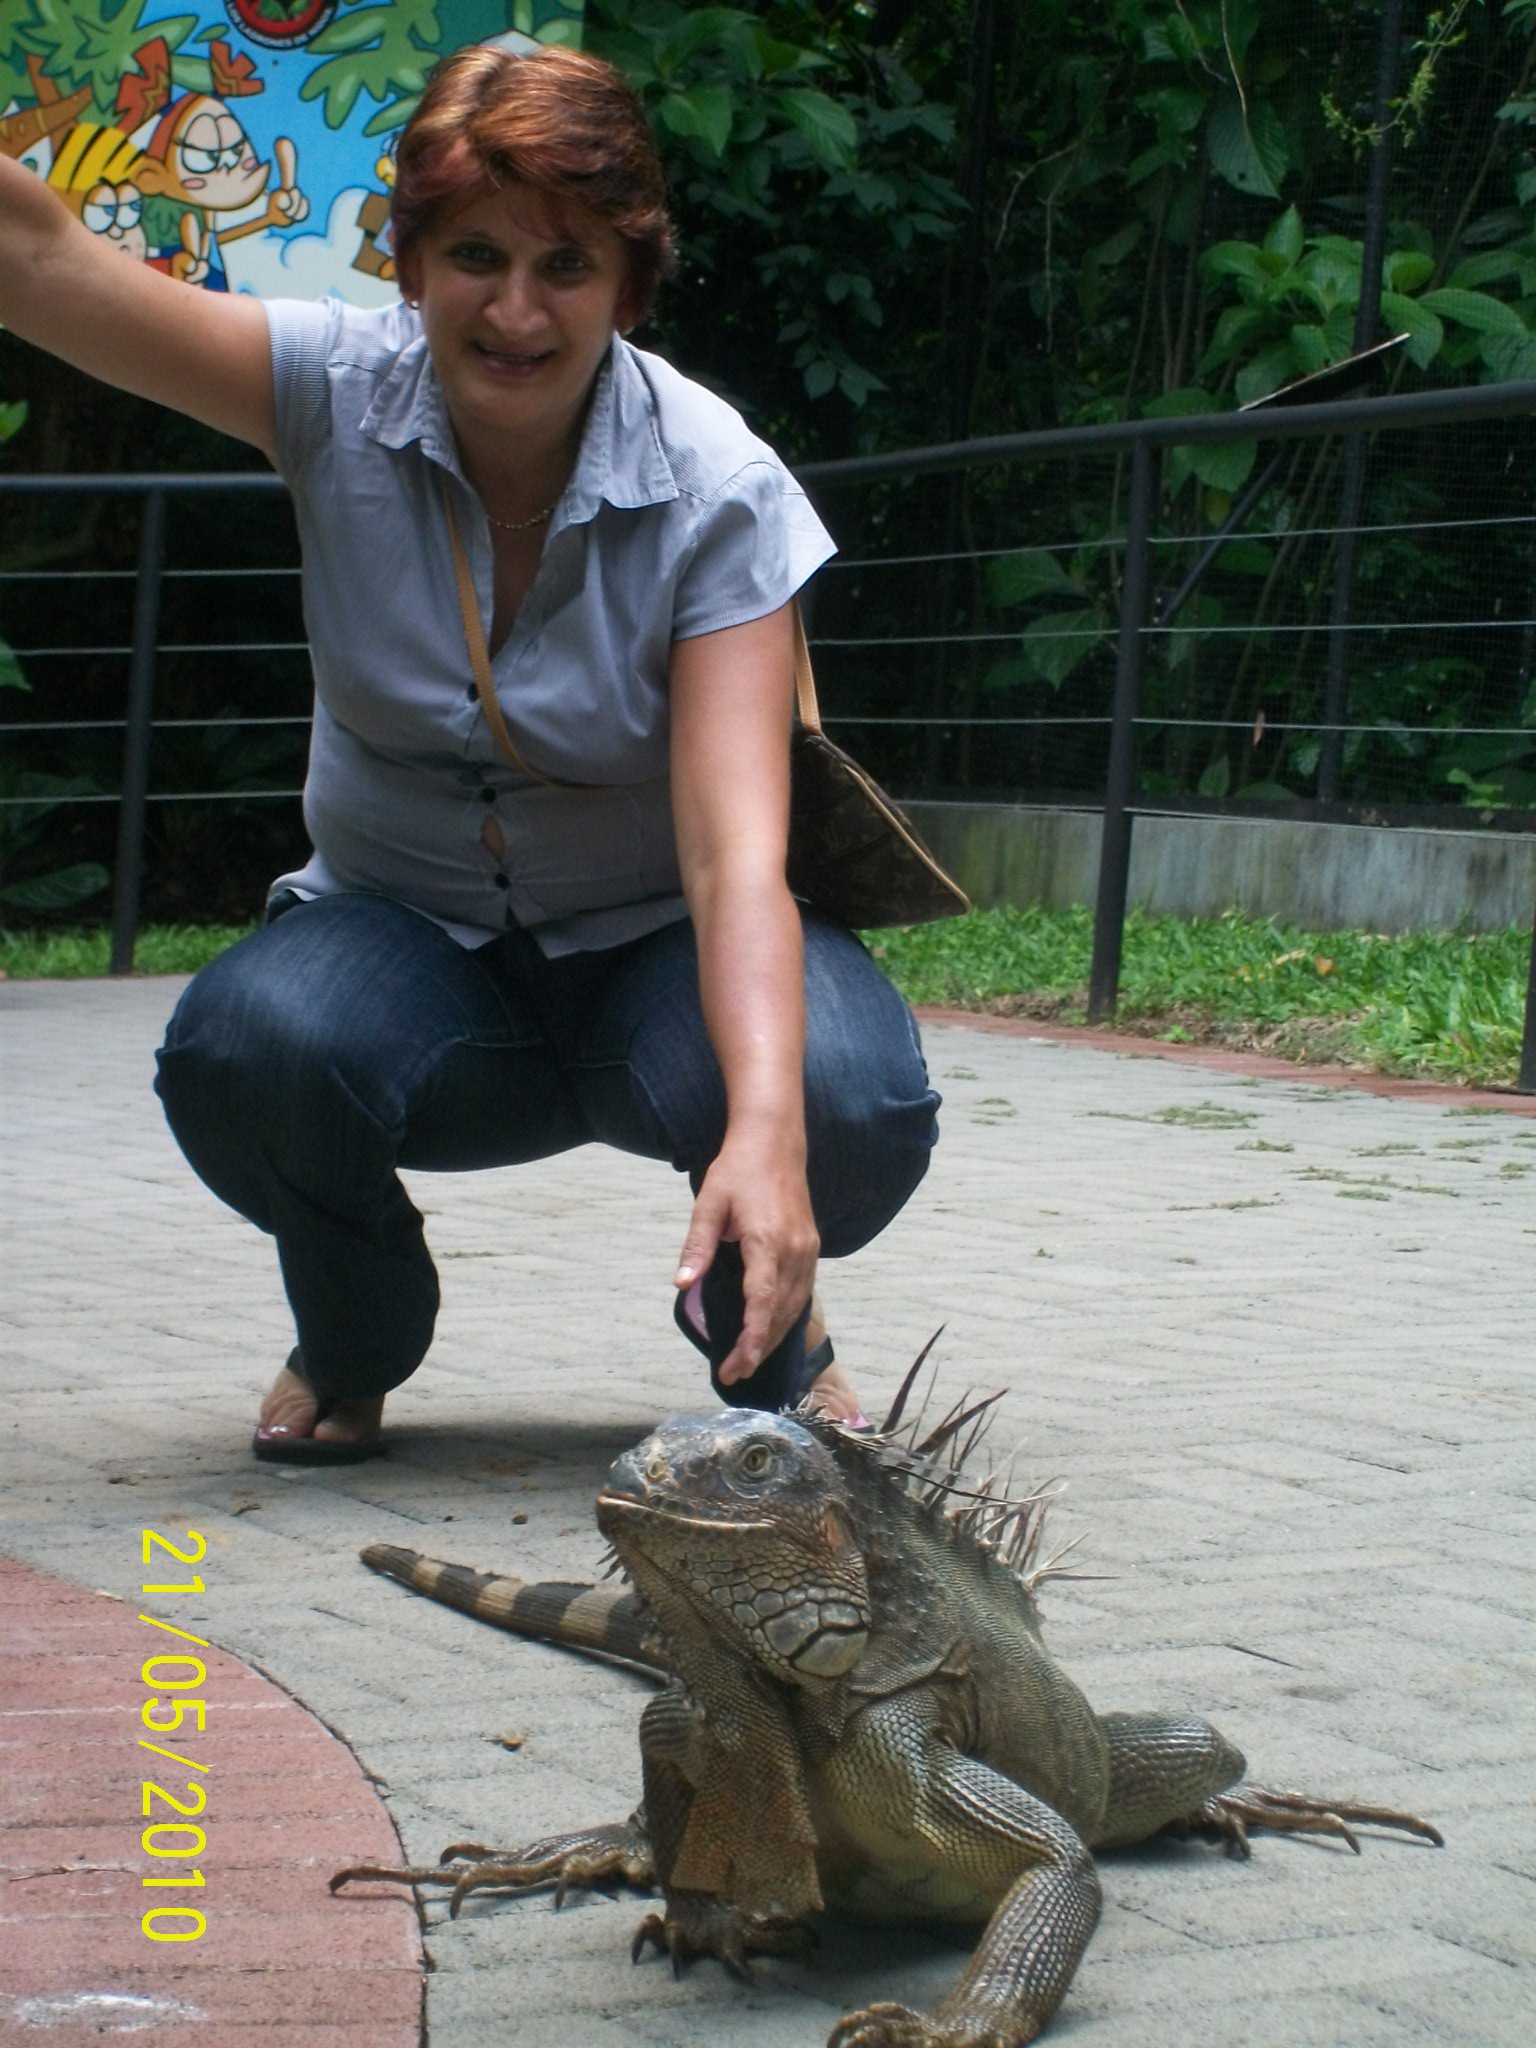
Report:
392,45,676,324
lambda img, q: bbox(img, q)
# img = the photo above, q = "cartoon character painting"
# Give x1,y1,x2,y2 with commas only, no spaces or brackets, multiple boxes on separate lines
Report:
0,1,586,304
113,36,308,286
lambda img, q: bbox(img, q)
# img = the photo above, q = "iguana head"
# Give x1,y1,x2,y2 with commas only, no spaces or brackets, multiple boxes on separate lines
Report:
596,1412,871,1685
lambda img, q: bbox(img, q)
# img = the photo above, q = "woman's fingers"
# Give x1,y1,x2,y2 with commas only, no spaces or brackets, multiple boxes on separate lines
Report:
675,1162,817,1387
717,1213,818,1387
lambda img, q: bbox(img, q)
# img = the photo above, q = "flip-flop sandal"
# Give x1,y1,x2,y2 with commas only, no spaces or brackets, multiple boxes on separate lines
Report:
251,1352,386,1465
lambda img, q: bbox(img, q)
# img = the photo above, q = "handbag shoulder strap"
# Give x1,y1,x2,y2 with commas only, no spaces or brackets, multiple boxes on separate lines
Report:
439,474,593,791
792,605,824,737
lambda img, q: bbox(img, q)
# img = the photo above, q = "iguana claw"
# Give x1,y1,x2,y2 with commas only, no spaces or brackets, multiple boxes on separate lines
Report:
631,1890,812,1981
828,2004,1018,2048
1187,1785,1445,1859
330,1819,655,1910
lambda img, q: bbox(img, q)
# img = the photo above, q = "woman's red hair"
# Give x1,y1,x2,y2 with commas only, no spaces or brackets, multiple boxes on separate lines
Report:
392,45,675,323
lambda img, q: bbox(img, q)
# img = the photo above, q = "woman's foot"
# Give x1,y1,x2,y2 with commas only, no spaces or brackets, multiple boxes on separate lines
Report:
252,1353,386,1464
802,1297,871,1430
805,1354,870,1430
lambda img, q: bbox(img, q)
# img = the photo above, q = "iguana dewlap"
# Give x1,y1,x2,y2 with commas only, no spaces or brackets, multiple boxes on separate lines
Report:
333,1382,1441,2048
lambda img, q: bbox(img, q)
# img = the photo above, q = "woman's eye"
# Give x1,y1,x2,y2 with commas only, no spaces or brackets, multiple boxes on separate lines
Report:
453,242,499,268
546,250,590,276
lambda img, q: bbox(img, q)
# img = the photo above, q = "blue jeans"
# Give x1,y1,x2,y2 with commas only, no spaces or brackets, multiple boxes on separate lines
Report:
154,894,938,1413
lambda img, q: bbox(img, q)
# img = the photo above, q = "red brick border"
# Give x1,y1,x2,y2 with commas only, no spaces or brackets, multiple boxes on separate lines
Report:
0,1557,423,2046
914,1006,1536,1118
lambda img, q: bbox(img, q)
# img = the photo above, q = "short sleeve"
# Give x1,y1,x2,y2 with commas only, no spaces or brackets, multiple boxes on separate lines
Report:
670,459,836,641
266,297,346,482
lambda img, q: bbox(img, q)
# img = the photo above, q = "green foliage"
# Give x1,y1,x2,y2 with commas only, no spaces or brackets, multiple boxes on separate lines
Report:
0,922,252,978
589,0,964,421
0,764,108,914
300,0,445,136
4,1,204,127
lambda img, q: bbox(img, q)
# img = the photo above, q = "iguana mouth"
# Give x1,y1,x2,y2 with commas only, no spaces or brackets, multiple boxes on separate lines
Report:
595,1488,778,1538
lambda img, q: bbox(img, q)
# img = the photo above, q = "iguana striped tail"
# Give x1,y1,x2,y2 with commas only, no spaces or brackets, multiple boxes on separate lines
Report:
359,1544,667,1677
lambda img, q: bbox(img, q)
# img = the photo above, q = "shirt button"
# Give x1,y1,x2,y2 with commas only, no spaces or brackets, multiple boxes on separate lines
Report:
493,872,509,890
480,788,496,803
466,684,477,701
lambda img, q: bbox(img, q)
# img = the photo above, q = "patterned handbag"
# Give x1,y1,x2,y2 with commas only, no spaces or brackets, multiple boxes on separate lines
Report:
787,610,970,929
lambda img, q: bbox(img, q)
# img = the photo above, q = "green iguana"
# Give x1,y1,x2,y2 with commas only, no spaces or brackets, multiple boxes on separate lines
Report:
332,1357,1441,2047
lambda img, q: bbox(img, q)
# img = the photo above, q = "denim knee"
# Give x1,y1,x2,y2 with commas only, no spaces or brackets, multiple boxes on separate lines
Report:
800,921,939,1257
156,935,296,1127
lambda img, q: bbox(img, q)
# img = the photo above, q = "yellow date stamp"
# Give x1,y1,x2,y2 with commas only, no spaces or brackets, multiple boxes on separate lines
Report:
138,1528,210,1944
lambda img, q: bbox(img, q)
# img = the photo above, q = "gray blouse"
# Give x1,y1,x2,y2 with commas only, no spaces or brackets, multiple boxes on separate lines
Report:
265,299,836,954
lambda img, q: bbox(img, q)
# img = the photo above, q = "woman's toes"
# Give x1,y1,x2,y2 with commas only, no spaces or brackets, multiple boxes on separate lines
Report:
258,1361,321,1436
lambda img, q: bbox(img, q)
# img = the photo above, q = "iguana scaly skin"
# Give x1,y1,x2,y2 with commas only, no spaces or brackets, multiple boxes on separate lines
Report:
333,1362,1442,2047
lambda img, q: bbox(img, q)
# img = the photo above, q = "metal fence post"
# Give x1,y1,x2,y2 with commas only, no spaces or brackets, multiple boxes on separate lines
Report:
1318,0,1404,800
108,486,166,976
1518,897,1536,1094
1088,438,1156,1021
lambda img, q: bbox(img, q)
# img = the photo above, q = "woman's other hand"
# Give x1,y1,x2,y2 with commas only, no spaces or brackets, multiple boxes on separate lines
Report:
0,154,275,458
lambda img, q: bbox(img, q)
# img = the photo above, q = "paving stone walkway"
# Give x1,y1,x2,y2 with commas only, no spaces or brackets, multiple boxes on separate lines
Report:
2,974,1532,2048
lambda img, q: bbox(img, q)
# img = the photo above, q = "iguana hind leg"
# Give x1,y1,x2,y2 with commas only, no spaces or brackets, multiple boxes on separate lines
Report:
330,1812,654,1915
1090,1711,1442,1857
1182,1785,1444,1858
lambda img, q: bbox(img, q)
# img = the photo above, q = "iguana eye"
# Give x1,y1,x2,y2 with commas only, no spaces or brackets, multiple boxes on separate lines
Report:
740,1443,774,1477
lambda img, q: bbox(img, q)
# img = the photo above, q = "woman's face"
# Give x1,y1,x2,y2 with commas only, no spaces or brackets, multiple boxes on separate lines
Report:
402,185,633,457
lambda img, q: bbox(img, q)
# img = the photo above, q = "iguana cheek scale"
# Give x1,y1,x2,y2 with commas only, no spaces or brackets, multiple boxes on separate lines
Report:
332,1355,1443,2048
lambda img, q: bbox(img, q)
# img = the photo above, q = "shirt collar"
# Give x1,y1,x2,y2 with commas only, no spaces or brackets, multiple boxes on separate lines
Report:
357,324,463,475
358,327,679,519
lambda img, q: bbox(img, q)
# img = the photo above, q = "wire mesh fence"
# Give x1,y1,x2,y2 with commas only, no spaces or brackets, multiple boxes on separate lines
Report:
805,412,1536,827
0,478,309,931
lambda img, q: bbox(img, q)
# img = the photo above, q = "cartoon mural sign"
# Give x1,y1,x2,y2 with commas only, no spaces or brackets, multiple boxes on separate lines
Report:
0,1,586,306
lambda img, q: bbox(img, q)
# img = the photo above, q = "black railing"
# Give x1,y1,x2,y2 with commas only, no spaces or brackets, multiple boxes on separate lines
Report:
800,377,1536,1094
4,372,1535,1089
2,472,291,972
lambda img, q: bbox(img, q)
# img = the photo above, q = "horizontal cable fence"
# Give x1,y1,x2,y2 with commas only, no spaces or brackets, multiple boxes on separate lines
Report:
2,375,1534,1086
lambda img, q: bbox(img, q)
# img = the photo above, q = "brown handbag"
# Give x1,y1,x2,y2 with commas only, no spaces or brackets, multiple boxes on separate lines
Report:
787,610,970,929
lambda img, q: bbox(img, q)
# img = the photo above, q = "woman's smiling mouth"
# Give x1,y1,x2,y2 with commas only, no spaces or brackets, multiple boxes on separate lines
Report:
474,343,554,370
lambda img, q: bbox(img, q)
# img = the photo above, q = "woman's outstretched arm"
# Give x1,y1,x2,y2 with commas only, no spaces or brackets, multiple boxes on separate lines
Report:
668,599,819,1388
0,155,276,460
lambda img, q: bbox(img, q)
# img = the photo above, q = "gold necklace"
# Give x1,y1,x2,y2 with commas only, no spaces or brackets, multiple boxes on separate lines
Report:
485,502,557,533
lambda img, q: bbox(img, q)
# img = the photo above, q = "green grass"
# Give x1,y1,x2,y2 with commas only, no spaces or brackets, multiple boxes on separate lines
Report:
3,907,1529,1089
864,905,1531,1089
0,924,255,981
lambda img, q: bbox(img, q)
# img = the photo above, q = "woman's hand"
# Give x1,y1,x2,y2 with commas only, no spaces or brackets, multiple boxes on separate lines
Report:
675,1126,820,1385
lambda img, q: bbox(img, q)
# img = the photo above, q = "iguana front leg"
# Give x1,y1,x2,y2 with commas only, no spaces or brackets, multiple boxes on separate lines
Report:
330,1812,653,1915
825,1697,1102,2048
631,1677,821,1977
1089,1712,1443,1856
